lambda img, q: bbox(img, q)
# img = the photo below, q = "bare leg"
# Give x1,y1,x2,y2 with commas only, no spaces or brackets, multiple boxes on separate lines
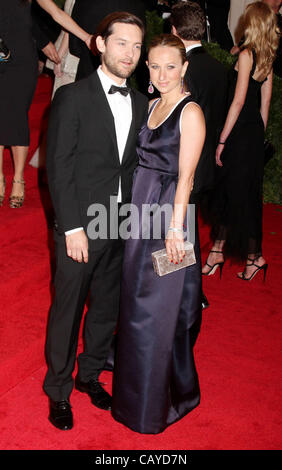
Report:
9,145,28,207
237,254,267,280
202,239,225,274
0,146,5,205
0,145,4,180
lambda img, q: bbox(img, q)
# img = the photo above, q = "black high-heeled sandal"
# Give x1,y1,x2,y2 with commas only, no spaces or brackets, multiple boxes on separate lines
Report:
202,249,225,279
237,256,268,281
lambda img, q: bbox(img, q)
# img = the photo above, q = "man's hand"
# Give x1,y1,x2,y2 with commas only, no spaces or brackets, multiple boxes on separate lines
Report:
65,230,89,263
42,41,61,64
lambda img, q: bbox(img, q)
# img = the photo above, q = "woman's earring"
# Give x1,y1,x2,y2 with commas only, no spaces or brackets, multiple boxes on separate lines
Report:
148,80,154,94
181,77,184,94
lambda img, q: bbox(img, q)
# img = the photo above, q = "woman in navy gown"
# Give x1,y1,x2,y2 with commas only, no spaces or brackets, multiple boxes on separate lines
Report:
112,34,205,434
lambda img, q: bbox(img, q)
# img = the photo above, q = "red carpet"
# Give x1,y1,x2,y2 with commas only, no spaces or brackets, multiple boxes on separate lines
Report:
0,76,281,450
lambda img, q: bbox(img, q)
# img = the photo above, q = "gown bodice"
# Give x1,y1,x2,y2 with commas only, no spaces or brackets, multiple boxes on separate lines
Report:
136,94,195,175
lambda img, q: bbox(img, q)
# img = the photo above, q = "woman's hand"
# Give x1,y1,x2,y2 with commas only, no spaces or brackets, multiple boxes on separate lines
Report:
54,62,63,77
165,229,185,265
215,143,224,167
41,41,61,64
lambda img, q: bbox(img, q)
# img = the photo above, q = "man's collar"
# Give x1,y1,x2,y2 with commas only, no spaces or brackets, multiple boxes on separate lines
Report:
97,66,127,94
185,43,202,54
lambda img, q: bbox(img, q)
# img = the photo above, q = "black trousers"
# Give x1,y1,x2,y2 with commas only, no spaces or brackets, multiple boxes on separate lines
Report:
43,235,124,401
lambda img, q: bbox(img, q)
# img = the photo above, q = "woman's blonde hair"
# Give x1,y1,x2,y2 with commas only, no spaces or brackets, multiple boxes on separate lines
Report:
241,1,279,76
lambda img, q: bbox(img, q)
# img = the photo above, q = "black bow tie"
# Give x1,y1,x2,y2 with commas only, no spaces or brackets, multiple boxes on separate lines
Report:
108,84,131,96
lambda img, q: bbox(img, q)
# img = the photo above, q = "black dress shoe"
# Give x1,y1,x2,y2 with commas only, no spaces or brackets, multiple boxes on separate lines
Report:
49,399,73,430
201,291,210,310
75,375,112,411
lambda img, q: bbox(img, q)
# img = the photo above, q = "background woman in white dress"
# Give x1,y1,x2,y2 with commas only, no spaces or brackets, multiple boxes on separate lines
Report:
229,0,255,43
30,0,80,168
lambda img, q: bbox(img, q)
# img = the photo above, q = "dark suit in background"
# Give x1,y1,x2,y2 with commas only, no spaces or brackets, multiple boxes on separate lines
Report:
69,0,147,81
185,45,228,311
186,46,228,198
43,71,148,401
170,1,228,310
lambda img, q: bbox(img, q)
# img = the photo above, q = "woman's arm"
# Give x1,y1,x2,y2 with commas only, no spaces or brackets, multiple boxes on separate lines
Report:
216,48,252,166
260,70,273,130
165,103,205,263
36,0,92,47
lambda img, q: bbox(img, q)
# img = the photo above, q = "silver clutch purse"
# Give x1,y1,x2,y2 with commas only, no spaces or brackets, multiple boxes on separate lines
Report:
152,241,196,276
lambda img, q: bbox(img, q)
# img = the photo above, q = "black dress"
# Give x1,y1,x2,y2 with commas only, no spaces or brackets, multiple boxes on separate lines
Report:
0,0,38,146
207,50,266,261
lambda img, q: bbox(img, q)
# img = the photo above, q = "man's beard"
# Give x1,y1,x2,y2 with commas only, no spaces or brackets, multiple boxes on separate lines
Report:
103,54,136,79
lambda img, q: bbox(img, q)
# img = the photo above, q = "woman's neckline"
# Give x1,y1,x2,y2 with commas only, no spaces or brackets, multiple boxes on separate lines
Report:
147,94,190,130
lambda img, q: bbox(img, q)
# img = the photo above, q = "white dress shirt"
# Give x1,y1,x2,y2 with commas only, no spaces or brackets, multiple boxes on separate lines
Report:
65,66,132,235
185,43,202,54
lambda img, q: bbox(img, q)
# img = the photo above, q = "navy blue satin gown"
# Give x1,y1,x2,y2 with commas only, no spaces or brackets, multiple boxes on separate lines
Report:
112,96,202,434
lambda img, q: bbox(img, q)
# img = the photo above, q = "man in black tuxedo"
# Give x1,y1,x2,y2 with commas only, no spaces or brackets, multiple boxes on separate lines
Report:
69,0,148,81
171,1,228,308
171,1,227,195
43,11,148,431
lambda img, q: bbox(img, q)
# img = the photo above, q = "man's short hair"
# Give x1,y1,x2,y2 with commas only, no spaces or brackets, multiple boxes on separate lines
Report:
91,11,145,55
170,1,206,41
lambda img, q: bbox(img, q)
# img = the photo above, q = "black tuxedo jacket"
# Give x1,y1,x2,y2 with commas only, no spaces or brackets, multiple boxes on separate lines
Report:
185,46,228,195
69,0,147,80
46,71,148,250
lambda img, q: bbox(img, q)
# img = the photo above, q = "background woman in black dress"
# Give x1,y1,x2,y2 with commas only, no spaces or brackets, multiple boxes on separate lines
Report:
202,1,279,281
0,0,92,208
